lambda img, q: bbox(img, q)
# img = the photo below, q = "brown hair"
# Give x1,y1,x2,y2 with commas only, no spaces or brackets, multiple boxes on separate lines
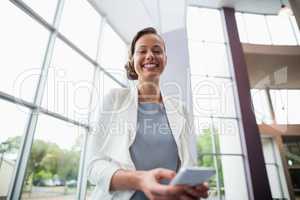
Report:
125,27,164,80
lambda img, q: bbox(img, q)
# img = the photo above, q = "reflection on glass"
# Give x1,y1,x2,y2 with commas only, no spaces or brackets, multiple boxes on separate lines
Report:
243,13,271,44
21,114,85,200
85,181,95,200
266,15,297,45
59,0,101,59
214,119,242,154
187,7,225,43
187,7,202,41
198,155,248,200
98,23,127,70
0,0,49,102
195,117,242,154
235,12,248,43
270,89,300,124
188,42,230,77
283,137,300,198
191,77,236,117
250,89,273,124
199,155,223,199
286,90,300,124
21,0,58,24
270,90,288,124
262,137,289,199
219,155,248,199
102,72,125,97
195,117,214,154
42,39,94,124
0,99,28,198
290,16,300,45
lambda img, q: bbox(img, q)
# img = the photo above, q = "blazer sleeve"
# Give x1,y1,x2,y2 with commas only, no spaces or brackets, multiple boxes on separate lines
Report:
86,89,121,197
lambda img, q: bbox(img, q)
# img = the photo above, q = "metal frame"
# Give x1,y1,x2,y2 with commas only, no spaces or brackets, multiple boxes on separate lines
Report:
4,0,126,199
222,7,273,200
0,91,89,129
77,15,106,200
8,0,65,198
237,11,300,46
188,6,250,200
270,137,286,199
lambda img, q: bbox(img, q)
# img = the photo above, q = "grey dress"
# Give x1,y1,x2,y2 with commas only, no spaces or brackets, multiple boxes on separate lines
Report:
129,103,179,200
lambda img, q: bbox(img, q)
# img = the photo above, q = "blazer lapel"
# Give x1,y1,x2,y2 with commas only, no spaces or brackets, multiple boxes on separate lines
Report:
127,86,138,146
161,91,186,149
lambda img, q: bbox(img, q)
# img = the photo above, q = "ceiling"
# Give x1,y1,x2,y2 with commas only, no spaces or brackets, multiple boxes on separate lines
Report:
88,0,292,44
88,0,187,44
188,0,290,15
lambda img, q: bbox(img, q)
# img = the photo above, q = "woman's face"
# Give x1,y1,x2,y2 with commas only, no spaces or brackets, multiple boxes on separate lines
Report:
133,33,167,81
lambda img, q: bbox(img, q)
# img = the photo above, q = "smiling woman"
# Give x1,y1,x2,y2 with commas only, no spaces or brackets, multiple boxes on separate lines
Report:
125,27,166,81
87,27,209,200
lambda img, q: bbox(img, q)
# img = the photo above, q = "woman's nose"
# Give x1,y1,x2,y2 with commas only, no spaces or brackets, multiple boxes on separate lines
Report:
145,50,154,60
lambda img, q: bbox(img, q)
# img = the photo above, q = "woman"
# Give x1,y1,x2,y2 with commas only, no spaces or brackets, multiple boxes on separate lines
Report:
87,27,209,200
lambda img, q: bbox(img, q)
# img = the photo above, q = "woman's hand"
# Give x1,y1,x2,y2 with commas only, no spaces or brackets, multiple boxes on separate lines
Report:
138,168,184,200
182,182,209,199
138,168,209,200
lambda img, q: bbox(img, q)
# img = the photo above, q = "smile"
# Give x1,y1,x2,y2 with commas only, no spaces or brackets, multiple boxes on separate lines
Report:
142,63,158,69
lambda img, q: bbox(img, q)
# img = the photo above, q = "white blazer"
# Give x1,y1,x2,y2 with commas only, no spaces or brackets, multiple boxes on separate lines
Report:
87,86,197,200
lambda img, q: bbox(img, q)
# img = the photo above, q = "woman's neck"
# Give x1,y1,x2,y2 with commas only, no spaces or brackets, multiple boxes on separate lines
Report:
137,79,161,103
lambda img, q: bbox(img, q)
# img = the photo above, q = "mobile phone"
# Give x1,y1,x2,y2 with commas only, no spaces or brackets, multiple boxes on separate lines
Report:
169,167,215,186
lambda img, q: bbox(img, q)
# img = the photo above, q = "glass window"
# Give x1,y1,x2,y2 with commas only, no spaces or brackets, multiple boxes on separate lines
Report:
21,0,58,24
98,23,127,70
270,90,300,124
270,90,288,124
250,89,273,124
59,0,102,59
215,119,242,154
0,99,29,198
102,72,125,97
195,117,214,154
262,137,289,199
0,0,49,102
186,7,202,41
21,113,85,199
286,90,300,124
188,42,230,77
197,155,221,197
266,15,297,45
196,117,242,154
219,155,249,199
198,155,248,199
235,12,248,43
290,16,300,45
187,7,225,43
42,39,94,124
191,77,237,118
243,14,272,44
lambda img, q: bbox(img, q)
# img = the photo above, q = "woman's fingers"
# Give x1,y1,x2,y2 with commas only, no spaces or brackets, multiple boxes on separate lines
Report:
182,183,209,199
183,186,201,197
153,168,176,180
151,184,185,196
195,183,209,198
179,194,197,200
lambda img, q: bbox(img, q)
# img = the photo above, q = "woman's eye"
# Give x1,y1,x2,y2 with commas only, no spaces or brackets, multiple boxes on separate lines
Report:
153,50,162,54
137,50,146,54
